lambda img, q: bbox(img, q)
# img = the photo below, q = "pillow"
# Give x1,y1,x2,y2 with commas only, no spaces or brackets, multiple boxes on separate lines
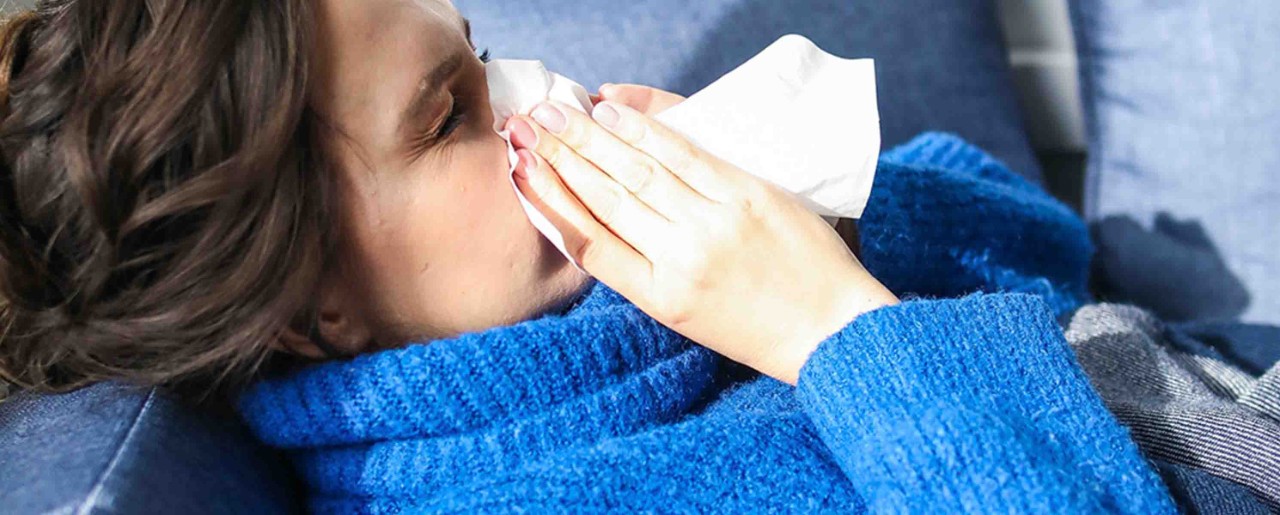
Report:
1071,0,1280,323
457,0,1043,182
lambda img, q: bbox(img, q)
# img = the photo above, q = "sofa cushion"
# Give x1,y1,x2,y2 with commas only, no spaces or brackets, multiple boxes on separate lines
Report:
1071,0,1280,323
0,382,299,514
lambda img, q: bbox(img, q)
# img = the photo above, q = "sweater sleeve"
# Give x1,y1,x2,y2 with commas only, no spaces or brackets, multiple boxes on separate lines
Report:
795,293,1176,514
864,133,1093,316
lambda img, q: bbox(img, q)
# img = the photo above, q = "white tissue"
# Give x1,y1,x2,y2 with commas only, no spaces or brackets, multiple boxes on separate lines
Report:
488,60,595,271
488,34,880,271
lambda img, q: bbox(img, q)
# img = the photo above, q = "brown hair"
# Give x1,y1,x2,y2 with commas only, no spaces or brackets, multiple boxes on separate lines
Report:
0,1,334,399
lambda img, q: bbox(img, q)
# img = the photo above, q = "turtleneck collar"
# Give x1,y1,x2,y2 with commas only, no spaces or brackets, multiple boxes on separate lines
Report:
237,280,721,450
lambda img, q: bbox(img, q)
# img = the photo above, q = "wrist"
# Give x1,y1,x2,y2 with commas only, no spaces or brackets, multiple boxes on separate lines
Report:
773,275,899,385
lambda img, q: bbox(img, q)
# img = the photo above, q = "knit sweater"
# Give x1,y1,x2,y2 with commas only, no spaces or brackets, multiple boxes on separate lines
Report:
237,133,1176,513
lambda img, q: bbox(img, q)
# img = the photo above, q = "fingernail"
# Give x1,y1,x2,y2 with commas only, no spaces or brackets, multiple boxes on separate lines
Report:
507,117,538,149
531,102,567,134
514,148,536,180
599,83,617,97
592,102,620,129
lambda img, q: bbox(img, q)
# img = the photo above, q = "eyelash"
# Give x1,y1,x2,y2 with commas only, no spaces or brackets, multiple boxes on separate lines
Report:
408,47,491,156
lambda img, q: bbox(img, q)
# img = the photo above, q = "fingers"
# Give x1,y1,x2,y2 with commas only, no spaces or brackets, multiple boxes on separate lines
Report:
510,148,653,292
598,83,686,116
507,114,674,258
518,101,711,223
588,100,739,204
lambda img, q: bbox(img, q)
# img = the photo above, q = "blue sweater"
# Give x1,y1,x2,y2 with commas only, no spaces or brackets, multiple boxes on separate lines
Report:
237,133,1176,513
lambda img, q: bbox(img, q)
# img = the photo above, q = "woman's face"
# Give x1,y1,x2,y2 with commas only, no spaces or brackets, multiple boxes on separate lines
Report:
305,0,591,353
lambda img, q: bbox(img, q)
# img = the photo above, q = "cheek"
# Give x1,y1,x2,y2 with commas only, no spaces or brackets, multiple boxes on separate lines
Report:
416,134,539,268
338,131,577,341
340,133,519,267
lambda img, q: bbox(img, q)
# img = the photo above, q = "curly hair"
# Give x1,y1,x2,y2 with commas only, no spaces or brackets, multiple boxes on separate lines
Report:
0,0,336,399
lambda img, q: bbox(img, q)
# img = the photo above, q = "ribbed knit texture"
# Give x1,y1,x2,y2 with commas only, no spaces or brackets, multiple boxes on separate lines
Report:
238,133,1174,513
870,135,1092,316
796,294,1172,513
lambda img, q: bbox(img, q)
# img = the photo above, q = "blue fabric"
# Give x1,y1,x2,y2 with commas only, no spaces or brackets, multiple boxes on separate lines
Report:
457,0,1043,182
0,382,299,514
237,134,1175,513
871,134,1091,316
796,293,1170,513
1166,321,1280,377
1070,0,1280,324
1151,461,1271,515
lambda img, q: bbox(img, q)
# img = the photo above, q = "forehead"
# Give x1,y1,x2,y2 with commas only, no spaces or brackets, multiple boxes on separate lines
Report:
411,0,459,22
312,0,467,147
320,0,464,51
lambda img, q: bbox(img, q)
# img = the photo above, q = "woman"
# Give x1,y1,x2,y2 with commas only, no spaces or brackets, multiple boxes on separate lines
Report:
0,0,1183,512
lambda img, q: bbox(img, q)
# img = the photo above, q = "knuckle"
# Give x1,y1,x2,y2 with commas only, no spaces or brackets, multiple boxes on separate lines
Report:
593,189,623,226
628,159,661,197
539,139,569,167
667,141,701,172
630,123,700,175
527,163,560,197
733,181,773,219
558,115,590,147
734,192,756,219
623,117,653,147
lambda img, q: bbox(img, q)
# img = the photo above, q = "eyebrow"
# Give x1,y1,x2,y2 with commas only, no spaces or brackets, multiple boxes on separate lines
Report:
397,17,477,137
398,51,466,140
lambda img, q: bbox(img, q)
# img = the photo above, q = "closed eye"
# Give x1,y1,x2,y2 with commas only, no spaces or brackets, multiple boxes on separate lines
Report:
405,46,491,158
407,96,467,157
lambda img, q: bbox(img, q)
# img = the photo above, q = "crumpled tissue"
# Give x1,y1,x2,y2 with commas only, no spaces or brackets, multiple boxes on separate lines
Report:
488,34,880,270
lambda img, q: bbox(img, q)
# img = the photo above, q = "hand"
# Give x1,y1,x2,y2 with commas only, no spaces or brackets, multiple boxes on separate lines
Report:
596,85,865,257
590,83,687,116
505,88,898,385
